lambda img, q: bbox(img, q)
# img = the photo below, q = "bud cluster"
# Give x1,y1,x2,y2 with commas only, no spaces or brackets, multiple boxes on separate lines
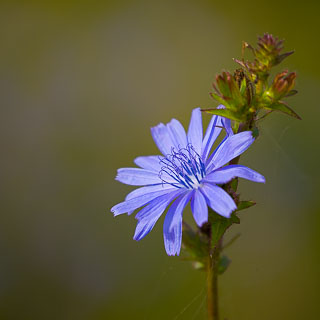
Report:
203,33,300,127
236,34,294,79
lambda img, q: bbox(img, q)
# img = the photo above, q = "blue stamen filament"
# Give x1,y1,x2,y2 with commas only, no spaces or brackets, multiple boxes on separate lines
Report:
159,145,206,189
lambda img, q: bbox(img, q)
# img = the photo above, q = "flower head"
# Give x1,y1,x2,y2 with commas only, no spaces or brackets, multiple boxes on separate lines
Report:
111,108,265,256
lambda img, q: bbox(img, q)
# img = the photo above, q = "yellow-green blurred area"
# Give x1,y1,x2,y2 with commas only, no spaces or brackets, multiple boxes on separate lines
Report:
1,0,319,319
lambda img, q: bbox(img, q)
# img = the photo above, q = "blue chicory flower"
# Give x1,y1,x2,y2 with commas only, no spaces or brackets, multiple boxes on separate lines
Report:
111,108,265,256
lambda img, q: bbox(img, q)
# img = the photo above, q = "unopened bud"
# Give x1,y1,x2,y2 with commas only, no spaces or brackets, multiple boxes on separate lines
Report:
271,71,296,100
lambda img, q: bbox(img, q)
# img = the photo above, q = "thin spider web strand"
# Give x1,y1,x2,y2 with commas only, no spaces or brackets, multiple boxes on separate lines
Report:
172,285,206,320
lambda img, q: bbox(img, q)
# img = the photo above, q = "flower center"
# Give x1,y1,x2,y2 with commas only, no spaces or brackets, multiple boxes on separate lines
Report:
159,145,206,189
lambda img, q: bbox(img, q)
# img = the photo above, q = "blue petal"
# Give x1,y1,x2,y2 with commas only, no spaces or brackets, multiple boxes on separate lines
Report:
133,190,184,241
204,165,266,184
133,216,160,241
200,183,237,218
111,187,176,216
125,184,175,201
134,155,163,172
222,117,233,136
151,123,175,156
163,192,192,256
202,106,234,162
202,115,222,161
187,108,203,154
116,168,162,186
217,105,233,136
207,131,254,172
191,189,208,227
167,119,188,149
125,184,174,215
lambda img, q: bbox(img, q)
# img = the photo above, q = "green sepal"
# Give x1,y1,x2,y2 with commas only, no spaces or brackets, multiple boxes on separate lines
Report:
237,200,256,212
266,101,301,120
202,108,244,122
218,255,231,275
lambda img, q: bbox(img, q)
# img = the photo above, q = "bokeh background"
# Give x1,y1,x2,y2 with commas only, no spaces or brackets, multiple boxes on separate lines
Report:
1,1,320,319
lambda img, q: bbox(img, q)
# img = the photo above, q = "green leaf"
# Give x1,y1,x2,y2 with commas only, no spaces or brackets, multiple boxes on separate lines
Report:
239,77,247,95
216,74,232,98
218,255,231,275
230,213,240,224
274,51,294,66
237,200,256,211
211,219,228,249
182,222,208,264
252,126,259,138
266,102,301,120
202,108,244,122
209,92,230,107
210,213,240,248
230,178,238,192
284,89,298,98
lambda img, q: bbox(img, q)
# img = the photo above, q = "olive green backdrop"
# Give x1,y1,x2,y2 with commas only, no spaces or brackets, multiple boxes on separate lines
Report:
1,0,319,319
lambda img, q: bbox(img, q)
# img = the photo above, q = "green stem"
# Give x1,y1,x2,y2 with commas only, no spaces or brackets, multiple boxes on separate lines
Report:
206,115,254,320
207,239,221,320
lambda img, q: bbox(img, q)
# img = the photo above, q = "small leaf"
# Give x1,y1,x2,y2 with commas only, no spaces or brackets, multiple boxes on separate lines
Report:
209,92,230,107
218,255,231,275
182,222,208,264
211,219,226,249
274,51,294,65
252,126,259,138
237,200,256,211
202,108,244,122
210,213,239,249
284,89,298,98
239,77,247,95
216,73,232,98
230,178,238,192
266,101,301,120
230,213,240,224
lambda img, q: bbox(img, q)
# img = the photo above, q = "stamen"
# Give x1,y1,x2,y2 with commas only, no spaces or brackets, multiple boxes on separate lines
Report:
158,144,206,189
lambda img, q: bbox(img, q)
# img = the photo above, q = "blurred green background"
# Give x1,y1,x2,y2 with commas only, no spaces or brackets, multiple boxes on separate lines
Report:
1,1,319,319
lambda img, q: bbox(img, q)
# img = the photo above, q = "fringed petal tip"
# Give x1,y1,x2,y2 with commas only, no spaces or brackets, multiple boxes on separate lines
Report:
165,249,180,256
163,192,191,256
110,205,127,217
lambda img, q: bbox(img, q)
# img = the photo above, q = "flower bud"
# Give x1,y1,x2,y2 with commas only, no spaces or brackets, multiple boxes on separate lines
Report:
270,70,296,100
235,33,294,80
